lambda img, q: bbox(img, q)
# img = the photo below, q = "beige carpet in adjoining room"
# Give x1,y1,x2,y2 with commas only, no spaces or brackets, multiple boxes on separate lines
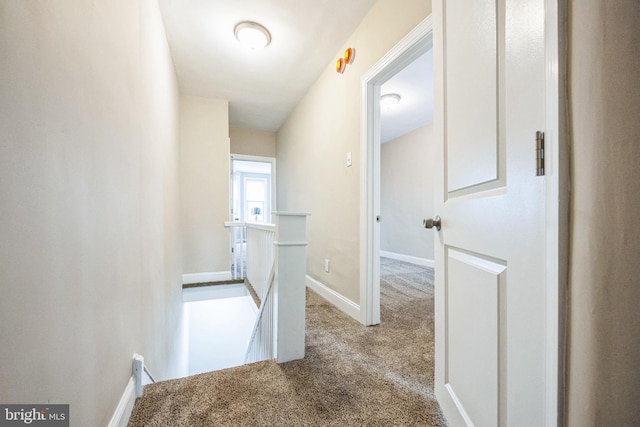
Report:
128,258,447,426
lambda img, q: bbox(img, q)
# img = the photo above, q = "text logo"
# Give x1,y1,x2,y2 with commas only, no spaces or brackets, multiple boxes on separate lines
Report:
0,405,68,427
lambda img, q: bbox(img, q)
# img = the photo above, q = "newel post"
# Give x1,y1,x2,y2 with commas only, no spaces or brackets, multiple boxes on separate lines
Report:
274,212,309,363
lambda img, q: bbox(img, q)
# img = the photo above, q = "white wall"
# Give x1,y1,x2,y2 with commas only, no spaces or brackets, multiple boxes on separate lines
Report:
179,96,230,276
277,0,431,303
380,125,434,261
0,0,183,425
230,127,277,158
567,0,640,425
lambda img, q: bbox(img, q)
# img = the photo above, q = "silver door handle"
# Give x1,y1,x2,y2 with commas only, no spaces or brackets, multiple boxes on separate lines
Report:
423,216,441,231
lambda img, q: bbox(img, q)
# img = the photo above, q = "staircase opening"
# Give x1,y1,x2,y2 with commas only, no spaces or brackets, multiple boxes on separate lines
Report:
182,284,258,375
181,213,307,377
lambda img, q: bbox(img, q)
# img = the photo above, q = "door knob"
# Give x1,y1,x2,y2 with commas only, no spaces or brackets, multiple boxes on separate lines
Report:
423,216,441,231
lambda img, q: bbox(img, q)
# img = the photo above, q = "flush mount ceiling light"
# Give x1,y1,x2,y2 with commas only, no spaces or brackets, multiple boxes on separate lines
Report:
234,21,271,50
380,93,401,110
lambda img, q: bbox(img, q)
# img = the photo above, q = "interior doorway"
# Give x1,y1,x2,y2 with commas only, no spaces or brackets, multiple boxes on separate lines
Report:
230,155,276,224
228,154,276,279
360,18,433,326
379,48,434,277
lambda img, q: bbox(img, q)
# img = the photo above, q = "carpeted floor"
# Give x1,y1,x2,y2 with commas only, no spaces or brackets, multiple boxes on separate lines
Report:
128,257,447,426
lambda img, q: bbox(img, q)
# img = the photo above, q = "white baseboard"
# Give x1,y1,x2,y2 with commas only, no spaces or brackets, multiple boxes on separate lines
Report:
306,275,360,322
182,271,231,285
108,377,136,427
380,251,434,268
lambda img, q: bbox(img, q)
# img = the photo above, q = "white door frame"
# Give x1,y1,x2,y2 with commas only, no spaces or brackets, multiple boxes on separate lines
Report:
359,7,566,425
542,1,567,424
360,17,434,327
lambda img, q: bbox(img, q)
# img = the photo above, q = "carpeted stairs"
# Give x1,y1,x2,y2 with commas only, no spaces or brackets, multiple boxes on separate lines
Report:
128,258,447,426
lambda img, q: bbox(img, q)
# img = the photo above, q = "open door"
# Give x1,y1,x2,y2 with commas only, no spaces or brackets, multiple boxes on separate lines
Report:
432,0,557,425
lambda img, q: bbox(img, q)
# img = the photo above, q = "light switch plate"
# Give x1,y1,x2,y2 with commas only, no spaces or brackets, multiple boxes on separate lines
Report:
346,152,352,167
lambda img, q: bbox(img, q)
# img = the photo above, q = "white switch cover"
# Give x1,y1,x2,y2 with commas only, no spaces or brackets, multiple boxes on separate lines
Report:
324,259,330,273
346,152,352,167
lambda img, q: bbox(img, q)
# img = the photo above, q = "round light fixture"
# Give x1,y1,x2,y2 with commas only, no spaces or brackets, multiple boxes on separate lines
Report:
234,21,271,50
380,93,401,110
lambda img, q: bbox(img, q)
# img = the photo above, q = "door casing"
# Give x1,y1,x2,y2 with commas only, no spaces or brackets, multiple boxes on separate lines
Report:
360,17,434,327
229,153,277,223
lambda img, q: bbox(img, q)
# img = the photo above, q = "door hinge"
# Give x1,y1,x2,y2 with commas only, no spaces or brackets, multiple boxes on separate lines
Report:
536,131,545,176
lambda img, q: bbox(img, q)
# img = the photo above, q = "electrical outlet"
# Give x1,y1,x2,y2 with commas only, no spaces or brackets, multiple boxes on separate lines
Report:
324,259,330,273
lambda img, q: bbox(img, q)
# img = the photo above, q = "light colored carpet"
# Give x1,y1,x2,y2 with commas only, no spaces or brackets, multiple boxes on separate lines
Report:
128,257,447,426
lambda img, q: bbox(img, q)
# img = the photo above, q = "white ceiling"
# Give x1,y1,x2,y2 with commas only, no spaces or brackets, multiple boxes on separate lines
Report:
158,0,377,131
380,49,434,143
158,0,432,140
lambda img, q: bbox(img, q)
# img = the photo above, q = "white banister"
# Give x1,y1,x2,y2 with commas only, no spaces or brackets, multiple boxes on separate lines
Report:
241,212,309,364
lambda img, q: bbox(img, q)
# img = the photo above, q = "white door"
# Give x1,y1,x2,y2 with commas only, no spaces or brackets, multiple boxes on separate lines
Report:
432,0,548,426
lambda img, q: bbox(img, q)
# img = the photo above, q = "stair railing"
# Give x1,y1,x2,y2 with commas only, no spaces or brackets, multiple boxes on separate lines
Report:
243,212,309,364
246,223,277,303
244,262,276,363
225,222,247,280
